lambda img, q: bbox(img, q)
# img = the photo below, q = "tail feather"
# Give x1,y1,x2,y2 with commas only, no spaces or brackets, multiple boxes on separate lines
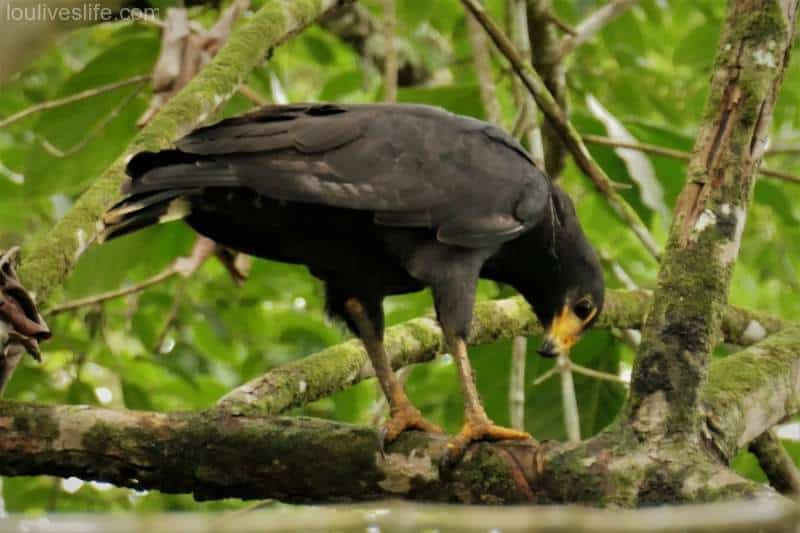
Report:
99,189,195,243
101,147,241,243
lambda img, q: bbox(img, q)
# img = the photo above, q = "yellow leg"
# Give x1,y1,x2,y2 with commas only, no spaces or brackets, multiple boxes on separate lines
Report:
445,336,531,462
345,299,443,442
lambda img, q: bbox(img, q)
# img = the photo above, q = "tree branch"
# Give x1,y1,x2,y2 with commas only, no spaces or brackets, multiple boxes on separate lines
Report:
627,0,800,438
583,134,800,185
749,430,800,495
0,75,151,129
526,0,568,175
16,0,349,303
1,323,796,506
703,324,800,461
460,0,661,259
217,289,785,416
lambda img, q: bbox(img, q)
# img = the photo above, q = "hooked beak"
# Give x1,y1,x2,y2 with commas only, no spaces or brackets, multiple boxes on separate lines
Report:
537,337,559,358
537,305,584,358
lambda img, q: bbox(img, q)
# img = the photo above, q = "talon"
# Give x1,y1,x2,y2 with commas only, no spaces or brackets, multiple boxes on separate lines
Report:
379,403,443,447
443,419,532,465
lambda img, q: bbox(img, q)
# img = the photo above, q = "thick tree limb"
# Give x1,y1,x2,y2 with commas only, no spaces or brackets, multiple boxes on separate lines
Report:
16,0,349,303
627,0,799,438
217,289,785,416
703,325,800,461
460,0,660,258
0,323,795,505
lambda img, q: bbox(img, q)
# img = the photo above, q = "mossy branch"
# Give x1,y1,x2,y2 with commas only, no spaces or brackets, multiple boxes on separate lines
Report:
218,289,786,416
16,0,348,303
703,324,800,461
627,0,799,438
0,322,796,506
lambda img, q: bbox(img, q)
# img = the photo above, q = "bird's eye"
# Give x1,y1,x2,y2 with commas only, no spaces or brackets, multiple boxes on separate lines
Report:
573,299,594,321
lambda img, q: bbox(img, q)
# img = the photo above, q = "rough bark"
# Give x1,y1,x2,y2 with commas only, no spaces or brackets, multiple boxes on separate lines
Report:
1,325,796,504
627,0,799,439
16,0,349,303
218,289,784,416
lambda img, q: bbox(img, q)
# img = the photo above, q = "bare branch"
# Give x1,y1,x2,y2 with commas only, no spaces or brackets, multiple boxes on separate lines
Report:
44,236,220,316
0,75,151,129
583,134,800,185
238,84,269,106
558,354,581,442
40,81,147,158
509,336,527,430
460,0,661,259
44,268,178,316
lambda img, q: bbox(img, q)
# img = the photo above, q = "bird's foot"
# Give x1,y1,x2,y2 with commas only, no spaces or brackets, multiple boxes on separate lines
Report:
378,403,443,452
442,417,532,466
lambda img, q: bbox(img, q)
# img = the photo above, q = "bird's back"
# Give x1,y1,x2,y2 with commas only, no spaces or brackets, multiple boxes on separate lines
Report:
101,103,553,284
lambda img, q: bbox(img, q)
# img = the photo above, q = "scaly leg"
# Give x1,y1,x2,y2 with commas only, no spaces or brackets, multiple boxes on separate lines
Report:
445,334,531,463
345,299,442,442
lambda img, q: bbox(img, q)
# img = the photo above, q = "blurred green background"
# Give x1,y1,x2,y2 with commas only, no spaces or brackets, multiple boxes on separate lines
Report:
0,0,798,513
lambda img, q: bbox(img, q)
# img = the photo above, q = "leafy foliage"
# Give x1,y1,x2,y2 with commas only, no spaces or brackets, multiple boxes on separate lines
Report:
0,0,798,512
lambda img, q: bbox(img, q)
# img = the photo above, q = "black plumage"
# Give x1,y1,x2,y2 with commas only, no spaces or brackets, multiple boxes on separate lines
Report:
102,103,604,457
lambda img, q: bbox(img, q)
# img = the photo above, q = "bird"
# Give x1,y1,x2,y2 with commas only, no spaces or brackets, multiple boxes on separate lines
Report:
100,103,604,460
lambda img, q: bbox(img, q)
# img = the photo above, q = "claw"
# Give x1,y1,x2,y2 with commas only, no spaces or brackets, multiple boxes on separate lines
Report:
442,419,532,466
378,402,444,450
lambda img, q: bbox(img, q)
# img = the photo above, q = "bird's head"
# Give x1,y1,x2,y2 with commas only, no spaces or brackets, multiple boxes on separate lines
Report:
518,187,605,359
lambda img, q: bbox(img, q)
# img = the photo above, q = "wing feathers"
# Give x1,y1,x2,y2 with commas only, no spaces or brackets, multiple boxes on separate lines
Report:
116,104,550,250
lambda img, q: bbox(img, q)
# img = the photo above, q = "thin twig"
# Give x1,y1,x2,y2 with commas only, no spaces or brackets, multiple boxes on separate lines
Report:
44,268,178,316
382,0,398,103
583,134,800,185
45,236,219,316
558,354,581,442
532,365,558,387
40,81,147,158
559,0,639,59
545,11,576,35
571,362,629,384
461,0,661,259
509,336,527,430
238,84,269,106
0,75,151,129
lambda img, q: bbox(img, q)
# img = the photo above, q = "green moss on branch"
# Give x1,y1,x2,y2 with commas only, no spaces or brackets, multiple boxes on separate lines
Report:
17,0,346,302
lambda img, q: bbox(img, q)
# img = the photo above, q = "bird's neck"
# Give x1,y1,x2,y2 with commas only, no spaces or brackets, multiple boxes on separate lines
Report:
481,207,560,290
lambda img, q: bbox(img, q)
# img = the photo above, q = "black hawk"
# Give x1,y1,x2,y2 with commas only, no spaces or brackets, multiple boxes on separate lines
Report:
101,103,604,459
